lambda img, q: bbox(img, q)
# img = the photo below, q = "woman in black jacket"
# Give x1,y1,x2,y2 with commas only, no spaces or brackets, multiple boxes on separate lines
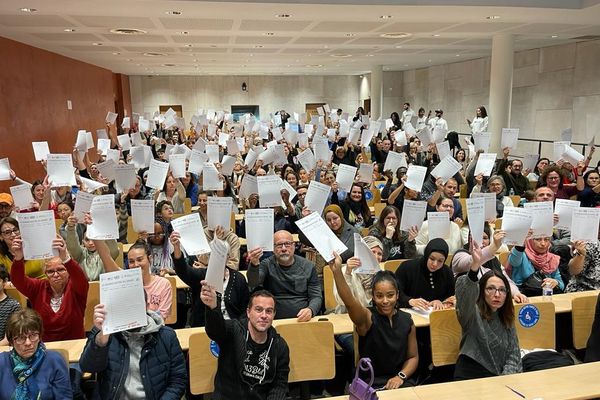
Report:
170,231,249,327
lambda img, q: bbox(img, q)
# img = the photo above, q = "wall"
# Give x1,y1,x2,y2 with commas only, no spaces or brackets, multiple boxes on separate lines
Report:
0,37,129,189
130,75,361,121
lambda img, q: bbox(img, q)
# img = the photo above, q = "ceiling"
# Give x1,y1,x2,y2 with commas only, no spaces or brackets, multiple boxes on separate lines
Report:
1,0,600,76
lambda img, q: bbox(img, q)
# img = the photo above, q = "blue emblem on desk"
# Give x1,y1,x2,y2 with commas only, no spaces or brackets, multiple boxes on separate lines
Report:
518,304,540,328
377,183,386,191
210,340,220,358
364,190,373,200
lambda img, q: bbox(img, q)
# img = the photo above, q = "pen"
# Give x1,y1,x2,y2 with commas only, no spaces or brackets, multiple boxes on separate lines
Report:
505,385,526,399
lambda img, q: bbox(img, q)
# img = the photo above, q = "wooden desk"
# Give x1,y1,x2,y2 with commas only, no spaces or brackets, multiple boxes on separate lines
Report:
173,275,190,289
412,362,600,400
325,387,420,399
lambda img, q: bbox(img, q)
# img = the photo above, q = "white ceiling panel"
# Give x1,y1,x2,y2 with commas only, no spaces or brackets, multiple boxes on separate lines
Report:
69,16,157,29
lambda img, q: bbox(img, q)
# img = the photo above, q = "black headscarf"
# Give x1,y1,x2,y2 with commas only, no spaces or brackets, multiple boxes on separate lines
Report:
422,238,449,268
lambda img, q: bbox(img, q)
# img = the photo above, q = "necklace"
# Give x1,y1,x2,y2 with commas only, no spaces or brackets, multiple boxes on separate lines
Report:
50,294,63,313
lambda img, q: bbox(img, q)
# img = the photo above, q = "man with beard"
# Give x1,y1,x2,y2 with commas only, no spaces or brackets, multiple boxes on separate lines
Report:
247,230,322,321
498,147,529,196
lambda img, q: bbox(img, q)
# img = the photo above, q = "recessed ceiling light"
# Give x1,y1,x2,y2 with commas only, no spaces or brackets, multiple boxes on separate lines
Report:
395,45,403,49
263,32,274,36
162,63,177,67
551,34,559,38
359,75,364,78
20,7,37,13
366,54,374,57
330,54,352,58
455,54,461,57
209,45,217,48
126,58,133,61
345,33,355,37
380,15,392,19
276,14,291,18
432,34,441,37
64,28,76,32
110,28,147,35
92,42,103,46
112,52,120,55
184,44,193,47
254,45,264,48
165,11,182,15
179,31,189,35
193,59,198,62
380,32,412,39
305,64,323,68
486,15,501,20
428,59,432,62
143,52,167,57
404,64,409,67
136,63,142,66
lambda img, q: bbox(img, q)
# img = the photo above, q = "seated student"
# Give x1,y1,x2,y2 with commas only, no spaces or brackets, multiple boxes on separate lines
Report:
200,285,289,399
94,237,172,321
320,204,358,262
565,240,600,292
0,266,21,345
149,200,175,274
56,201,86,243
65,215,119,281
247,230,322,321
331,183,373,229
171,231,249,327
10,235,89,341
584,292,600,362
508,237,565,296
79,303,187,400
368,205,418,261
414,196,465,255
395,238,455,310
471,175,513,218
0,217,45,279
0,309,72,399
330,254,418,389
455,242,522,380
452,227,528,303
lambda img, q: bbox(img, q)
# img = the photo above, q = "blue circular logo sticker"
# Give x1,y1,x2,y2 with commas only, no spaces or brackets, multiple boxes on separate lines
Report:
518,304,540,328
364,190,373,201
209,340,220,358
377,183,386,191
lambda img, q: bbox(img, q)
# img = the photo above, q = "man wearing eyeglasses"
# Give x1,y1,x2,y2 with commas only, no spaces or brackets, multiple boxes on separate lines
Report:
247,230,322,321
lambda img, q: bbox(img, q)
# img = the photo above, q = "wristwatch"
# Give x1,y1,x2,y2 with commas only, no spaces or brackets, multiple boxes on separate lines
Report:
397,371,407,380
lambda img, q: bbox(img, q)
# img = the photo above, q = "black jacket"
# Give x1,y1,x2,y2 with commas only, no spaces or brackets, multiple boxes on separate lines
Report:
205,306,290,399
173,253,249,327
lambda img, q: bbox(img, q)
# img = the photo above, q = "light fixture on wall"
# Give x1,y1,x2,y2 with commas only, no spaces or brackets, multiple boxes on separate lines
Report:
241,82,248,92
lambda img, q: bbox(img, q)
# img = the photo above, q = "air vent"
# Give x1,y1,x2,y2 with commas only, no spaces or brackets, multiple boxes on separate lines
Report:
379,32,412,39
110,28,147,35
162,63,177,67
330,54,352,58
143,52,166,57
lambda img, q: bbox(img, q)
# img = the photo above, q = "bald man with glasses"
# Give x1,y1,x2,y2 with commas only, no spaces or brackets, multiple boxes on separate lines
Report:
247,230,322,321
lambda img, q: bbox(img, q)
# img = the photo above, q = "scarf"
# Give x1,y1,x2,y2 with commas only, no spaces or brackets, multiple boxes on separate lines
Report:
524,239,559,274
11,342,46,400
324,204,346,236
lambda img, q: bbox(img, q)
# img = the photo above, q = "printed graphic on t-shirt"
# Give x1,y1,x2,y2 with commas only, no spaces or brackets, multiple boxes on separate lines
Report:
242,346,270,382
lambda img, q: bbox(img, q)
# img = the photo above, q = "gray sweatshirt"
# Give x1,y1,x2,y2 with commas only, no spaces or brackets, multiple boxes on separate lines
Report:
455,272,522,375
247,255,322,319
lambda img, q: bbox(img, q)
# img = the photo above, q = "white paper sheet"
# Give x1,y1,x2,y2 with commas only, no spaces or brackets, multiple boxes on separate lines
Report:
206,238,229,293
87,195,119,240
336,164,357,192
304,180,331,215
431,156,462,184
106,149,120,164
383,151,407,174
474,153,497,177
427,212,450,240
73,191,95,221
114,164,137,193
117,134,131,151
220,155,236,176
256,175,283,208
10,184,33,211
32,142,50,161
245,209,274,251
171,213,211,256
394,130,408,146
501,208,533,246
466,197,485,245
130,199,155,233
405,165,427,192
46,154,76,186
470,192,496,221
357,163,374,184
96,129,108,140
554,199,580,230
79,177,108,193
501,128,520,149
400,200,427,232
561,146,585,165
524,201,554,238
146,159,169,190
280,179,297,203
297,148,316,173
561,128,573,143
473,132,491,152
238,176,257,201
105,111,118,124
206,145,220,163
17,211,57,260
523,153,539,172
202,162,224,191
353,233,380,274
95,159,116,183
168,154,186,179
99,268,148,335
554,141,570,162
97,138,111,156
432,127,447,144
436,141,451,161
208,197,233,230
188,149,209,175
0,158,10,181
571,208,600,242
295,212,348,262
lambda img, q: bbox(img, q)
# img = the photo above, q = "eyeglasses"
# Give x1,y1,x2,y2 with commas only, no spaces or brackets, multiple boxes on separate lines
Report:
13,332,40,345
1,228,19,237
45,267,67,276
547,176,560,180
274,241,294,249
485,286,507,296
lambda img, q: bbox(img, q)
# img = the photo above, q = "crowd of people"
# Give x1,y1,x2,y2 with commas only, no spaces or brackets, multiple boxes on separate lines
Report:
0,102,599,399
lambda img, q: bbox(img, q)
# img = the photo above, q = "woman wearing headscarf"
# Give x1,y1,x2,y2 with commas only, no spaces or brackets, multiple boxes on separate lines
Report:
322,204,359,262
508,236,564,296
395,238,455,310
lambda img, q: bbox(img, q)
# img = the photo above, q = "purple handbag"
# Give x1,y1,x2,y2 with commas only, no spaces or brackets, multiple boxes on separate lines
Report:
349,358,379,400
